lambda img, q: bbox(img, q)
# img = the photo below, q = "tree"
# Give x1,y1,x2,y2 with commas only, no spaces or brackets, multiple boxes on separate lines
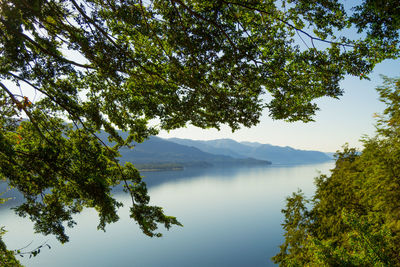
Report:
273,77,400,266
0,0,399,262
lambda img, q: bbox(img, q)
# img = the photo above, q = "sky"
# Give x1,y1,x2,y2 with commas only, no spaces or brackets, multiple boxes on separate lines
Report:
158,59,399,153
157,1,399,152
5,0,398,153
155,1,400,153
155,0,400,152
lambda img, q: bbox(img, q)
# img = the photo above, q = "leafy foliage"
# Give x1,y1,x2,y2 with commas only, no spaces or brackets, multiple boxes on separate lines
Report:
273,77,400,266
0,0,400,264
0,230,23,267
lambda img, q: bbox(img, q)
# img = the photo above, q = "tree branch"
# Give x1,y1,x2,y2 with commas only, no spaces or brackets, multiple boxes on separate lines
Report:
0,82,51,144
171,0,239,52
0,18,93,69
222,0,355,48
70,0,175,87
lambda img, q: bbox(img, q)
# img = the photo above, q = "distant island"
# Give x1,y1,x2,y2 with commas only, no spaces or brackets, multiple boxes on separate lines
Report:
133,163,184,172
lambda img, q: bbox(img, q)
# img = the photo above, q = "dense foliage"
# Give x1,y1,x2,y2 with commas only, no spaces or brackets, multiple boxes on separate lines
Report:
273,77,400,266
1,0,400,263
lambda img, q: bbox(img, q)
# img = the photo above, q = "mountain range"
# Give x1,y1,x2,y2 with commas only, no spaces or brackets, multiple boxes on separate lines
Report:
167,138,332,165
94,129,331,170
107,133,332,170
118,136,271,170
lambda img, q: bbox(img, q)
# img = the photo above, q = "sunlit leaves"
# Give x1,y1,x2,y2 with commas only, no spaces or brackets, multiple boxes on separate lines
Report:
0,1,400,264
273,78,400,266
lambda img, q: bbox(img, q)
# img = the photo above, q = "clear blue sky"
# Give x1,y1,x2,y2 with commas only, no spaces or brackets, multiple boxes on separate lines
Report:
158,59,399,152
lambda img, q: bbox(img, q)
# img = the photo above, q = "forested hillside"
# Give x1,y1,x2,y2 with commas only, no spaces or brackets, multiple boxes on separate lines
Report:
273,77,400,266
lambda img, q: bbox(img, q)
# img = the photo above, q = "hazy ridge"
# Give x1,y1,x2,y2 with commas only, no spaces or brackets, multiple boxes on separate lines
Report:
118,136,271,170
168,138,332,165
96,131,331,170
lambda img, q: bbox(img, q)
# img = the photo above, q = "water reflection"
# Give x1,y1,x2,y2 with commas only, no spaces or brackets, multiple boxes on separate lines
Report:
141,163,328,189
1,162,333,267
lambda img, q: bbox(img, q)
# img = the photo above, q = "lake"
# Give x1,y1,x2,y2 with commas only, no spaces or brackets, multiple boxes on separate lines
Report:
1,162,333,266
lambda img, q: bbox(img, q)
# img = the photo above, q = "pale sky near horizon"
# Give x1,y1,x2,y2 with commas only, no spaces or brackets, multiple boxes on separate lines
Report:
158,59,399,153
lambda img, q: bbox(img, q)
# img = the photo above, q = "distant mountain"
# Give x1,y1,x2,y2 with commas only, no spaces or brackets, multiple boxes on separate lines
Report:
246,144,331,164
324,152,336,159
95,131,329,167
240,141,264,148
168,138,331,164
117,136,271,170
167,138,245,158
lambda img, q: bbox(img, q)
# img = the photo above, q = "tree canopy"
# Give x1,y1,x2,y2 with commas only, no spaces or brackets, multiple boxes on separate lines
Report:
273,77,400,266
1,0,400,262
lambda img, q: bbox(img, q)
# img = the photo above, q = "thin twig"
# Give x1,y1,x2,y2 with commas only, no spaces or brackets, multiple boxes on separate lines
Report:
222,0,355,48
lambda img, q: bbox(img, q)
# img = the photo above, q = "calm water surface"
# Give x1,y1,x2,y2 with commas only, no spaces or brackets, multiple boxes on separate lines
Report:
1,162,333,266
